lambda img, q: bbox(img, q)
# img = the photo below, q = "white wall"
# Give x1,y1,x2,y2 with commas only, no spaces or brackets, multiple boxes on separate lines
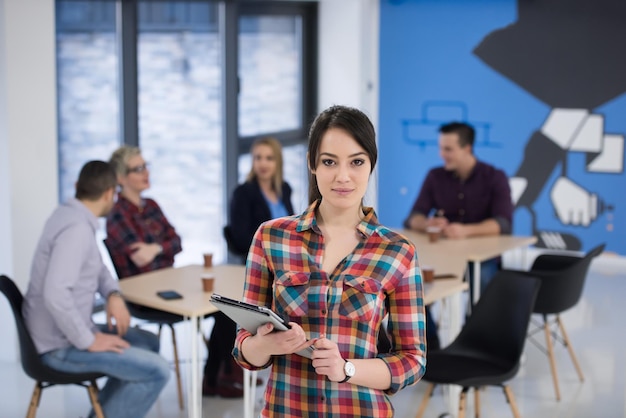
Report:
0,2,11,275
318,0,379,115
318,0,380,207
0,0,14,364
0,0,57,362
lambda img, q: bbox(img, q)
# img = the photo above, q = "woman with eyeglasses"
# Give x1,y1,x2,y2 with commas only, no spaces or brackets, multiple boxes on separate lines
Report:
105,146,179,276
105,145,246,398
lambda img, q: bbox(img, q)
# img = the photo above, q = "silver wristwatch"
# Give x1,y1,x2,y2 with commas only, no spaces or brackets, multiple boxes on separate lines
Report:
339,359,355,383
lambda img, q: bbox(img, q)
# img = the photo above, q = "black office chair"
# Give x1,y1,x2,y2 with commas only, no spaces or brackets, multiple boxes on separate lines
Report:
415,271,541,418
102,241,185,410
223,225,247,265
502,243,605,401
0,275,105,418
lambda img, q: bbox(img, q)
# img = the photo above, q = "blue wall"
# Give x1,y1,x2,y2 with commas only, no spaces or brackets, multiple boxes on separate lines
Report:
378,0,626,255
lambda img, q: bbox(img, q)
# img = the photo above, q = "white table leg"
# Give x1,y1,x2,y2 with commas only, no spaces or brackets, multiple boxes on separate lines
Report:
521,246,529,269
243,369,258,418
442,291,462,417
188,315,200,418
472,261,481,305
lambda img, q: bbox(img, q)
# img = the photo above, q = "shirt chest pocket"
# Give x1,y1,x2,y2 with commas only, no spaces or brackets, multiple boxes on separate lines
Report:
339,275,382,322
274,272,310,317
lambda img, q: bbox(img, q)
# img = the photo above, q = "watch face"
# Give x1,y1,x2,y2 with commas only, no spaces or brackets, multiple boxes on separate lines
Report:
344,361,356,377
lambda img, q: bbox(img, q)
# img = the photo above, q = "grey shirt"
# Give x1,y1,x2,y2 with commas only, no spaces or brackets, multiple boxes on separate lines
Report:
23,198,120,353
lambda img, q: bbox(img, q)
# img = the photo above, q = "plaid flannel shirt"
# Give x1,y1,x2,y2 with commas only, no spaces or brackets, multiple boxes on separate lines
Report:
105,194,181,278
234,200,426,417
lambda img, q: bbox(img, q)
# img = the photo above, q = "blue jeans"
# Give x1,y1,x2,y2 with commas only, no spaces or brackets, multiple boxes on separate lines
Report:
41,325,170,418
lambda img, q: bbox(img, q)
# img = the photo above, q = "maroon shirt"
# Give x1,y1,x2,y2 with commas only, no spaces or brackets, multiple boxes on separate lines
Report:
404,161,513,233
105,194,182,278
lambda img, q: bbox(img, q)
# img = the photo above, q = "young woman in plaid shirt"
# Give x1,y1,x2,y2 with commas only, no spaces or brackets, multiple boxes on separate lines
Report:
234,105,427,417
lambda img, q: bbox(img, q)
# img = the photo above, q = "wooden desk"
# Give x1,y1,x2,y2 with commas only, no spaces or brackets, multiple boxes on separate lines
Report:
401,230,537,303
119,264,245,418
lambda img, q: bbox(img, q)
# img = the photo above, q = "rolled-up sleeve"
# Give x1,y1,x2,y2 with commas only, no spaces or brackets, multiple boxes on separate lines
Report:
490,169,514,234
377,242,426,394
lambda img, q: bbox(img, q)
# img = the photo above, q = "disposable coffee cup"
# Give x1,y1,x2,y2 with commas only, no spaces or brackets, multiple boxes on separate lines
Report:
201,274,215,292
426,226,441,243
421,266,435,283
203,253,213,268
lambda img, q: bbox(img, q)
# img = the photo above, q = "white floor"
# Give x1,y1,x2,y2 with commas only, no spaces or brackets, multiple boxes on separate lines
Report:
2,264,625,418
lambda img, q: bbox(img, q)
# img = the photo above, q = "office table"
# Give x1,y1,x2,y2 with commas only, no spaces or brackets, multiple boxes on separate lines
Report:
119,264,245,418
401,230,537,304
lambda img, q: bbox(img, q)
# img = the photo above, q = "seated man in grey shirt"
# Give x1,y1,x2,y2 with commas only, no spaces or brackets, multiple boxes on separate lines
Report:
22,161,170,418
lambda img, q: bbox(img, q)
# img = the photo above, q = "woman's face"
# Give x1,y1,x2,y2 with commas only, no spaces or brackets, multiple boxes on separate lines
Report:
119,154,150,194
313,128,371,211
252,144,277,183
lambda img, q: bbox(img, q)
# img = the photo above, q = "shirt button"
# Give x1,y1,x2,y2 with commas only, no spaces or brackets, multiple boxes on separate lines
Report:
321,396,326,401
321,309,327,315
459,209,465,215
458,193,464,199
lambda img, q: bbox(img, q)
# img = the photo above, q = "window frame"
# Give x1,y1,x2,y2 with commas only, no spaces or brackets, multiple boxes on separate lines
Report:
55,0,318,260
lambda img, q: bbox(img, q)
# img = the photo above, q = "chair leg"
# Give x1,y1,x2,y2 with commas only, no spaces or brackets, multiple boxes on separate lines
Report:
458,387,468,418
168,324,184,410
197,320,209,346
503,385,521,418
414,383,435,418
87,381,105,418
543,316,561,401
26,382,42,418
557,315,584,382
474,387,481,418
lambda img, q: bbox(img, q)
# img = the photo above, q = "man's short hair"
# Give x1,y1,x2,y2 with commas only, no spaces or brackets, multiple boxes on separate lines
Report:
75,160,117,201
439,121,475,149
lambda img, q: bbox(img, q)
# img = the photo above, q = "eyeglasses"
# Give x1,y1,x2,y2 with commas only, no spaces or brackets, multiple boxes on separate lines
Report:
126,163,149,175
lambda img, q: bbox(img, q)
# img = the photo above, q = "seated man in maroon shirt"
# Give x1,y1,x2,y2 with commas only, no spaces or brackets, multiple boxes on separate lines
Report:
404,121,514,348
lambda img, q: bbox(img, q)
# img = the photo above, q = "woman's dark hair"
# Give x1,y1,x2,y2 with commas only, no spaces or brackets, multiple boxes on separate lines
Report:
75,160,117,201
307,105,377,204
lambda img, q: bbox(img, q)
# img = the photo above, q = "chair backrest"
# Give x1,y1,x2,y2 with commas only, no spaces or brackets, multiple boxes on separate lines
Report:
449,271,541,368
102,239,124,279
0,275,54,380
0,275,104,384
530,243,605,314
223,225,247,263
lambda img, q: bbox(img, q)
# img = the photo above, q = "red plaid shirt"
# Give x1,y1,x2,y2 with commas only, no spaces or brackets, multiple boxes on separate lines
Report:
234,200,426,417
105,194,181,278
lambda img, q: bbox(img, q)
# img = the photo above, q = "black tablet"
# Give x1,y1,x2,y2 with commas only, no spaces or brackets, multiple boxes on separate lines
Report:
210,294,314,359
210,294,289,332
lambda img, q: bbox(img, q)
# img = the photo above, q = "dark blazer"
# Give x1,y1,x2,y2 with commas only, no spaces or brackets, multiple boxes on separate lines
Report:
228,180,295,255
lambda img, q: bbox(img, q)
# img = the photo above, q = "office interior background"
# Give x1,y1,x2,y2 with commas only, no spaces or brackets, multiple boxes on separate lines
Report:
1,0,625,414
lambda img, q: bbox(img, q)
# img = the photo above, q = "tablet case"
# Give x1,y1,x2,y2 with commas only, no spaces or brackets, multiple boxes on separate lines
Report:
210,294,314,359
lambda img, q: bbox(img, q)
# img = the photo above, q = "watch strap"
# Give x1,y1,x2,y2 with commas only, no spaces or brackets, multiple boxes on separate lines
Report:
339,359,353,383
